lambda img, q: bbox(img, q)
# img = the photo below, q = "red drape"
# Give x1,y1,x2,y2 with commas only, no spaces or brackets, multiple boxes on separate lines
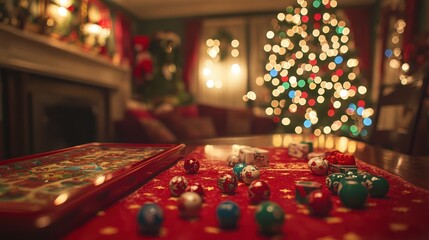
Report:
344,6,374,83
402,0,419,63
183,19,202,90
113,11,133,67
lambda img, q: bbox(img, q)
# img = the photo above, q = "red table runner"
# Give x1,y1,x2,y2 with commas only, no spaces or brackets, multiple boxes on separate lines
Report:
66,146,429,240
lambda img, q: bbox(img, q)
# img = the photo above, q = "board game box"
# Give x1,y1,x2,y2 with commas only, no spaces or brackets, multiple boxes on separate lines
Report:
0,142,186,238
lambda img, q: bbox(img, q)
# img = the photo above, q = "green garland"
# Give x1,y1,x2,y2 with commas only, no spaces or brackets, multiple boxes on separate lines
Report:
211,28,234,61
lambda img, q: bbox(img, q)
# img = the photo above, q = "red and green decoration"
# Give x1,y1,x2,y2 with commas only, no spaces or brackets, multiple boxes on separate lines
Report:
134,32,193,107
261,0,373,138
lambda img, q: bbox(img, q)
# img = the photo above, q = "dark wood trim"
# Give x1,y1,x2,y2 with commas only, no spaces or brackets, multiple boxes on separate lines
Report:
0,70,3,160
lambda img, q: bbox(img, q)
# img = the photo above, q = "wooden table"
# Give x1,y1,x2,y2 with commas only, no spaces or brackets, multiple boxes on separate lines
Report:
185,134,429,190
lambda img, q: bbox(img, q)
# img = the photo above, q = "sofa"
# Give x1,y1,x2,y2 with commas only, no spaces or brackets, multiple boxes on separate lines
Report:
114,103,277,144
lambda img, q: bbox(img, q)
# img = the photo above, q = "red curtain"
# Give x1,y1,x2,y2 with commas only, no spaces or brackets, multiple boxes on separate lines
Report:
113,11,133,67
344,6,374,84
183,19,202,90
402,0,419,63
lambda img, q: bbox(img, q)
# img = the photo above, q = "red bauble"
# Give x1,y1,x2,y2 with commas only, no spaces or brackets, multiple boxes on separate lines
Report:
184,158,200,174
248,180,271,205
185,183,205,199
307,190,332,217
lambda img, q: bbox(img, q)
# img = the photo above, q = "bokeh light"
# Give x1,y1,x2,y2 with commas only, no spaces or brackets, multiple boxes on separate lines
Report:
254,0,372,137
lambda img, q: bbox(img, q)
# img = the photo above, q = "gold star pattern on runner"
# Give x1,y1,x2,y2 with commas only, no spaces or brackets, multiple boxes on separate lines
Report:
393,207,409,213
317,237,336,240
390,223,409,231
336,207,351,213
165,205,177,210
128,204,140,209
280,188,292,193
205,227,221,234
343,232,361,240
159,228,168,237
325,217,343,224
100,227,119,235
297,208,310,214
282,194,294,200
272,163,287,169
286,163,308,170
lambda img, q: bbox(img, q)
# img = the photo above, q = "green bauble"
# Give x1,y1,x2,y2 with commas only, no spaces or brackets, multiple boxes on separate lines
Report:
367,176,390,198
338,178,368,209
325,173,346,194
255,201,285,235
357,172,374,184
345,169,359,178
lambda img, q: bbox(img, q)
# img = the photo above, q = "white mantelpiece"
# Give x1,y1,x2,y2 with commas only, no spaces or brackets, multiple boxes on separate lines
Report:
0,24,131,120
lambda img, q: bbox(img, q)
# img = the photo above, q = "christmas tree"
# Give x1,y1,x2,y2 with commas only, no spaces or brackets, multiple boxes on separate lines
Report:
260,0,374,138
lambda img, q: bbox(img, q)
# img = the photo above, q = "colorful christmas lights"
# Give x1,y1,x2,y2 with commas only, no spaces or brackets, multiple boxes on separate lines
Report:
257,0,373,137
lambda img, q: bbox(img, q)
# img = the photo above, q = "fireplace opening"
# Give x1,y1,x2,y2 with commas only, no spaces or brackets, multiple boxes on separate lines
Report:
28,79,109,155
44,104,97,151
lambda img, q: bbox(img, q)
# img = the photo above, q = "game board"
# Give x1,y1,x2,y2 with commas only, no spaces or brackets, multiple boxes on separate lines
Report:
0,143,185,238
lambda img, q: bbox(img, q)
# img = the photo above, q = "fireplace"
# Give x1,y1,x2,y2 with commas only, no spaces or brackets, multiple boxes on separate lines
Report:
44,104,97,150
1,70,110,158
30,74,110,154
0,24,131,159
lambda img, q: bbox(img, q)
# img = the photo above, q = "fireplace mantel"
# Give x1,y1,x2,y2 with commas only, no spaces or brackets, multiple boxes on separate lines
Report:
0,24,131,120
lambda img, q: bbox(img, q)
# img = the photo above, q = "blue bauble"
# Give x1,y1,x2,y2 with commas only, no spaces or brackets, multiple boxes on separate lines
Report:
137,202,164,235
216,200,241,229
233,162,247,180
